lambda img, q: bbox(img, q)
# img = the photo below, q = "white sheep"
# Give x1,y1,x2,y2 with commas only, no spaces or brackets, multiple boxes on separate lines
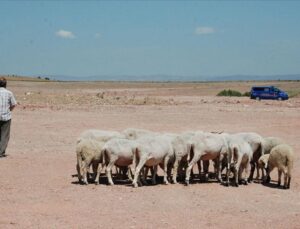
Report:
76,139,105,185
232,132,264,182
226,136,253,187
76,129,124,180
253,137,284,180
264,144,294,189
132,135,174,188
185,131,229,185
102,138,138,185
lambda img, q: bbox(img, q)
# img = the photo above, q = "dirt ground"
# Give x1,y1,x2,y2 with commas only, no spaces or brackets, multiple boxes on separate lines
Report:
0,80,300,228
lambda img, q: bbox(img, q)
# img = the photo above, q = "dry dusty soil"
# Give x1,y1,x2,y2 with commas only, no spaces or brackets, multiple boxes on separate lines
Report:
0,80,300,228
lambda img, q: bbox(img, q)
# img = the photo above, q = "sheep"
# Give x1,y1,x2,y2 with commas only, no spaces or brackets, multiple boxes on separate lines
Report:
264,144,294,189
226,136,253,187
77,129,124,180
132,135,174,188
232,132,264,182
185,131,229,185
252,137,284,181
257,154,270,183
102,138,138,185
76,139,105,185
168,133,195,184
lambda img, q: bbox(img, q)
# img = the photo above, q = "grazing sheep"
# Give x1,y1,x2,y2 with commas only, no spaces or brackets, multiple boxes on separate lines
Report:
233,132,264,182
252,137,284,180
226,136,253,187
168,132,195,184
77,129,124,179
76,139,105,185
132,135,174,188
102,138,138,185
257,154,270,183
265,144,294,189
185,132,229,185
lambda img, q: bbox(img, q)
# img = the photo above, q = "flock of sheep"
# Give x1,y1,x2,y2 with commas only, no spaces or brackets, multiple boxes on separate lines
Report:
75,128,294,189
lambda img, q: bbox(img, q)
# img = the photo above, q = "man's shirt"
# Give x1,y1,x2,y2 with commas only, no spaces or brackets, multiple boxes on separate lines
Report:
0,88,17,121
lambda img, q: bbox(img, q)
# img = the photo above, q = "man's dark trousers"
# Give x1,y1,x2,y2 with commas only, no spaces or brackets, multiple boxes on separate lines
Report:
0,120,11,156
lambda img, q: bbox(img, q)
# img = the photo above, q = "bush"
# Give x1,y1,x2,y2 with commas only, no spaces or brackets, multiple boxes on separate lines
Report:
217,89,242,97
243,91,251,97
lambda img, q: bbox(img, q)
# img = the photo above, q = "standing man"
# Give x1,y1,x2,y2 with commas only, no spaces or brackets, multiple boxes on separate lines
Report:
0,77,17,158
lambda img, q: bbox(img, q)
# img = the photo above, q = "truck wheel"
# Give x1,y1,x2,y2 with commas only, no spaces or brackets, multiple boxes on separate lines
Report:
256,97,260,101
278,97,282,101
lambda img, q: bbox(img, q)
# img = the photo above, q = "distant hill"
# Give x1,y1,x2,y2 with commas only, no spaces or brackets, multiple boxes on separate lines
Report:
2,73,300,82
48,74,300,82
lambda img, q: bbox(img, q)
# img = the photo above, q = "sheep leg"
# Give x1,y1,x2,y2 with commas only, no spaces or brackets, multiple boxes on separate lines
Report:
259,168,265,183
197,160,202,178
255,162,260,180
172,156,181,184
277,170,282,187
95,163,103,185
81,161,87,184
76,163,82,182
82,157,92,185
152,165,158,185
127,167,133,181
243,161,250,185
218,154,224,182
132,157,146,188
225,163,230,186
248,161,255,183
106,157,117,185
234,159,242,187
163,156,170,185
185,153,201,185
283,170,288,189
141,167,149,185
203,160,209,182
287,177,291,189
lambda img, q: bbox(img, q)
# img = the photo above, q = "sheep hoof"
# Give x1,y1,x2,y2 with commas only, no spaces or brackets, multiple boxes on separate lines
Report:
133,183,138,188
223,182,229,187
185,180,189,186
234,183,239,187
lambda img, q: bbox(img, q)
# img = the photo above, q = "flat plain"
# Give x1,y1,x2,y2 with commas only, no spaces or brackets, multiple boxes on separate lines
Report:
1,80,300,228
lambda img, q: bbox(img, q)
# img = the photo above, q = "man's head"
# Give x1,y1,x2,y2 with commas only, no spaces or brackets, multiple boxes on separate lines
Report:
0,77,7,88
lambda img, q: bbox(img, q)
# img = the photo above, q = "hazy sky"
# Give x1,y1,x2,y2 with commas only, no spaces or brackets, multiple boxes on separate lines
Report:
0,1,300,79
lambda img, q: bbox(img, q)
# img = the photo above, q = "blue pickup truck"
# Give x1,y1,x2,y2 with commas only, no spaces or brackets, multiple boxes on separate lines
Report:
250,86,289,100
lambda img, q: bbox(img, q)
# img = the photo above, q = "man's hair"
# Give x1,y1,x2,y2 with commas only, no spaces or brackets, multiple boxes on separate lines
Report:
0,77,7,88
